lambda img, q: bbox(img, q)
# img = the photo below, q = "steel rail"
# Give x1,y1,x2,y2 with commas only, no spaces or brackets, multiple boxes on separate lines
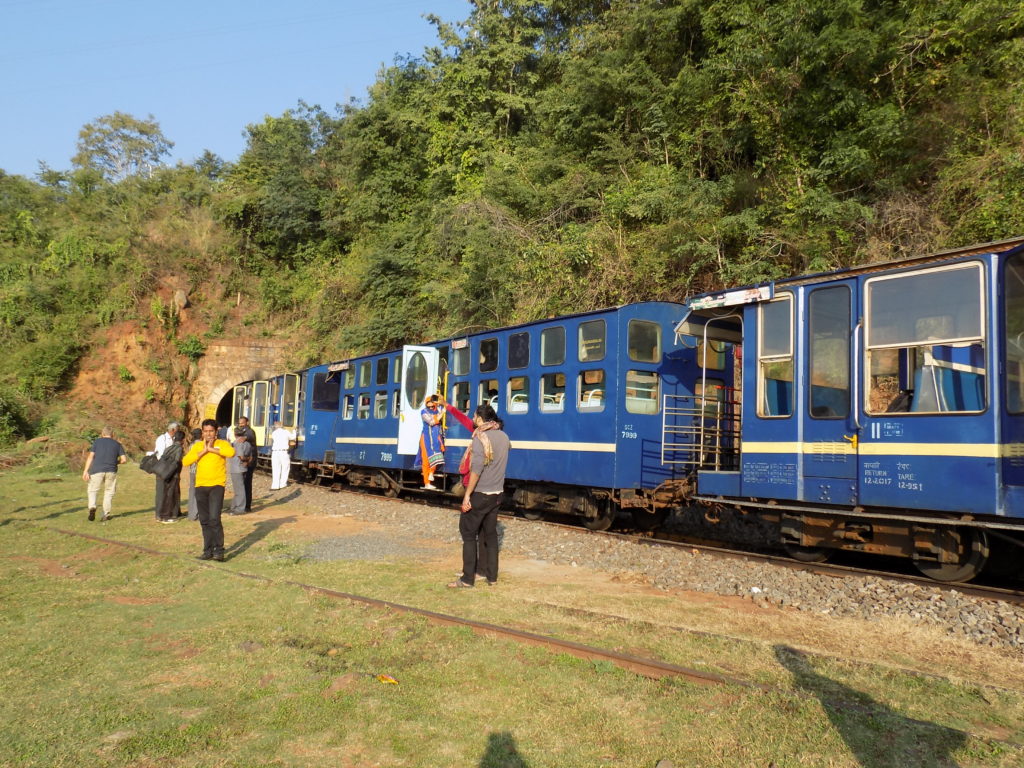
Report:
44,525,752,687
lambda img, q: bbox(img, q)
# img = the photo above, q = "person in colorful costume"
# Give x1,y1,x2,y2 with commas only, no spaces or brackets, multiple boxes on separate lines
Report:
418,394,446,489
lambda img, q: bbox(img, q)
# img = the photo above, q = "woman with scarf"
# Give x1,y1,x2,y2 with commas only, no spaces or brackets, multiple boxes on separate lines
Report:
448,404,510,588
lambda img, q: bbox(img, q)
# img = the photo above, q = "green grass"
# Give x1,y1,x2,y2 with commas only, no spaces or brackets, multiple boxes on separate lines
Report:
2,461,1023,767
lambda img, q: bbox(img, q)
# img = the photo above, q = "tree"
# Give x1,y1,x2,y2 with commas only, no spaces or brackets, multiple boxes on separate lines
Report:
72,112,173,182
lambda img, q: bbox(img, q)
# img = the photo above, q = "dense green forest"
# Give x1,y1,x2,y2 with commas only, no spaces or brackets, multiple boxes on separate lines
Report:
2,0,1024,445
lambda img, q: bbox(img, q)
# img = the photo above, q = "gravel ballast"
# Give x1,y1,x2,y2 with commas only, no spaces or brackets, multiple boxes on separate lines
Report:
262,476,1024,652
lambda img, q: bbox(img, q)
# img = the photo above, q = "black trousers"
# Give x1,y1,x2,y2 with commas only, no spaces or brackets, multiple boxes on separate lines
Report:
243,464,255,511
459,492,500,585
195,485,226,556
154,477,164,520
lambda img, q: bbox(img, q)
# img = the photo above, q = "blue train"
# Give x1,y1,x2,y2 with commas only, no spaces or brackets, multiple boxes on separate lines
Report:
227,301,728,531
225,236,1024,581
679,237,1024,581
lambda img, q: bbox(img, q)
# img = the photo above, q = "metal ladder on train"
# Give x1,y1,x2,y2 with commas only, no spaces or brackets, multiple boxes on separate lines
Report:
660,394,741,471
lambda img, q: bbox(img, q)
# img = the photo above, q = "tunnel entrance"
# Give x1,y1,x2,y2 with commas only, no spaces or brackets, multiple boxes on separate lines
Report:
215,389,233,428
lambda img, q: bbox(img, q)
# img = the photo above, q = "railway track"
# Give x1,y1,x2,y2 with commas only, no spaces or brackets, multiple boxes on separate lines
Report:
43,524,750,687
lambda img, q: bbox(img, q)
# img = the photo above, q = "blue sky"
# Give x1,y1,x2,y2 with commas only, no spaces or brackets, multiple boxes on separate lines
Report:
0,0,470,178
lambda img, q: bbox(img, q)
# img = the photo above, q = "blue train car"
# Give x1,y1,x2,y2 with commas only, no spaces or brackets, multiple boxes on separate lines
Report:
680,237,1024,580
257,302,728,529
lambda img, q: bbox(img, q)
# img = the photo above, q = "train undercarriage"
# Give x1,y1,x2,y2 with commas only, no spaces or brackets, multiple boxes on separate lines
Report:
268,454,1021,582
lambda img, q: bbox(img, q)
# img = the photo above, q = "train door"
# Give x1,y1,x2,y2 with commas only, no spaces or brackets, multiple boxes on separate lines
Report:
1003,249,1024,515
397,346,439,455
280,373,300,431
231,385,248,425
251,379,270,447
801,280,859,505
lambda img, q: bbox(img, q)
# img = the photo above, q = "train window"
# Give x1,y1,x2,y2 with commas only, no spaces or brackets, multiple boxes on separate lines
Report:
233,386,247,422
376,359,389,386
343,368,355,389
1006,253,1024,413
625,370,659,414
866,264,986,414
451,381,471,413
452,344,470,375
359,361,371,387
579,320,606,362
438,346,448,373
405,352,428,410
809,286,850,419
342,394,354,420
697,339,727,370
392,390,401,418
541,327,565,366
253,381,268,427
758,295,794,417
479,338,499,372
628,320,661,363
695,378,727,415
479,379,499,411
357,393,371,420
374,392,388,419
282,374,299,427
578,369,605,412
507,376,529,413
311,373,340,412
541,372,566,413
393,356,401,384
508,332,530,369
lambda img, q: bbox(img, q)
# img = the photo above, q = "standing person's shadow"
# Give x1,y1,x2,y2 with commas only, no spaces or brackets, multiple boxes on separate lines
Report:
477,731,529,767
774,645,966,767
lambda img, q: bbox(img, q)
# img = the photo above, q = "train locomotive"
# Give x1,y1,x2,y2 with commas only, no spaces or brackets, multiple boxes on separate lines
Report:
225,236,1024,582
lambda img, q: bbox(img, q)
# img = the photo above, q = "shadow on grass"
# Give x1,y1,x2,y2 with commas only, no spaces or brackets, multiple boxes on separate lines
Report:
774,645,966,768
225,515,297,559
478,731,529,767
253,487,302,512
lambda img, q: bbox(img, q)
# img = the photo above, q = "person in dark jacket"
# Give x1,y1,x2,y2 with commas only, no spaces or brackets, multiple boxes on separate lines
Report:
236,416,258,511
156,431,185,523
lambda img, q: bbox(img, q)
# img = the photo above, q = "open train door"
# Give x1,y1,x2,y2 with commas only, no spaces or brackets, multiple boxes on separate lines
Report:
397,346,439,455
250,380,271,447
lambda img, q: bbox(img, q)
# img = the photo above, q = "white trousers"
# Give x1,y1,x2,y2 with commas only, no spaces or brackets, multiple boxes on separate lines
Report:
87,472,118,516
271,451,290,489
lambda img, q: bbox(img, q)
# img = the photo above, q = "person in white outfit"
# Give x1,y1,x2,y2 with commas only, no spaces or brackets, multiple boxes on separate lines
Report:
269,421,295,490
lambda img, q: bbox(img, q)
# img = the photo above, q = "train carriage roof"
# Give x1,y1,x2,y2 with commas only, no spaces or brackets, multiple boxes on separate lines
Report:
676,235,1024,345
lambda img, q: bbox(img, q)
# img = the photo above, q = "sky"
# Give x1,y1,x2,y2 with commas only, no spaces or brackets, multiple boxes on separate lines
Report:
0,0,471,178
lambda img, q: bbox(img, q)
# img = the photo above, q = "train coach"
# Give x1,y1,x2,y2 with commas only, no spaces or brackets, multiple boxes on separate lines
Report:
680,237,1024,581
227,301,731,531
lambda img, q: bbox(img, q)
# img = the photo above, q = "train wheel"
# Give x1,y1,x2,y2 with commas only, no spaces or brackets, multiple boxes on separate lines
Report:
783,543,831,563
915,528,990,582
632,509,669,532
522,511,544,521
583,513,614,531
583,500,615,531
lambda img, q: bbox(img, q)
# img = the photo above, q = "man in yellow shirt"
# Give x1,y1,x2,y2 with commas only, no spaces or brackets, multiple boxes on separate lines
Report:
182,419,236,561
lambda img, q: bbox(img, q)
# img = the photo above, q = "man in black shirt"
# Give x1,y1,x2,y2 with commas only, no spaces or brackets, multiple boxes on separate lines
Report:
236,416,258,511
82,426,127,521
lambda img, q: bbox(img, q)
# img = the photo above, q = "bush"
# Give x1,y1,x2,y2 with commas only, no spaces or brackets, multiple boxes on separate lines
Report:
0,387,30,445
175,334,206,362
